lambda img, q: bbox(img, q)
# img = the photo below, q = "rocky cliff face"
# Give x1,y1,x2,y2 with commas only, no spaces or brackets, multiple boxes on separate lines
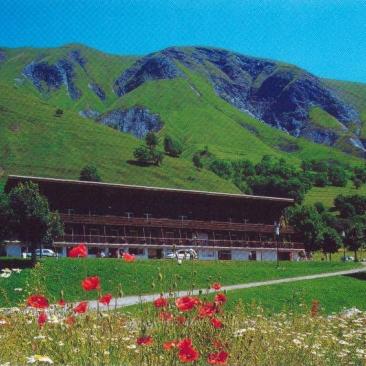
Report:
23,60,81,100
98,107,163,138
113,46,363,152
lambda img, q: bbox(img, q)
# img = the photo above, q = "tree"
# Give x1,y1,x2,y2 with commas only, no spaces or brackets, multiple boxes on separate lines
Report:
7,182,63,264
133,146,164,166
344,221,365,261
145,132,159,150
286,205,325,253
0,192,12,243
164,136,182,157
318,227,341,261
192,153,203,170
54,108,64,117
80,165,101,182
352,176,362,189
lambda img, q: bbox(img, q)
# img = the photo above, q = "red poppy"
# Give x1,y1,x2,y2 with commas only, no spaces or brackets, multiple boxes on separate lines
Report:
65,315,76,325
211,317,223,329
57,299,66,307
163,340,177,350
73,301,88,314
198,302,217,318
69,244,88,258
214,293,227,305
207,351,229,365
136,336,153,346
178,339,199,363
177,338,193,350
153,296,168,308
176,315,187,325
122,252,135,262
81,276,101,291
27,295,49,309
38,312,47,327
159,311,174,321
211,282,221,291
175,296,199,312
99,293,112,305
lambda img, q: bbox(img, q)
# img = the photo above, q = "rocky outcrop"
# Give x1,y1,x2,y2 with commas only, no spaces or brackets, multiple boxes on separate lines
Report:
88,82,106,101
79,108,100,119
23,59,81,100
113,54,184,96
116,46,362,152
0,51,6,63
98,107,163,138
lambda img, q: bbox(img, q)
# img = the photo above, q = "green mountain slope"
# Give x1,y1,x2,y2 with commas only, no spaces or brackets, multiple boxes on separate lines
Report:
1,44,366,205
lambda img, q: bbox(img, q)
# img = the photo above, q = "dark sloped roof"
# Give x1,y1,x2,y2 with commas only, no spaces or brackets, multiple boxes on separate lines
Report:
5,175,294,204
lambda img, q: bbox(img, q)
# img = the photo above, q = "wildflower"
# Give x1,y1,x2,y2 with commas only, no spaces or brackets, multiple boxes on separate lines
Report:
211,317,223,329
176,296,199,312
176,315,187,325
57,299,66,307
69,243,88,257
0,273,11,278
99,293,112,305
82,276,101,291
38,312,47,327
122,252,135,262
26,355,53,364
310,300,320,317
163,340,178,350
212,282,221,291
27,295,49,309
178,339,199,363
136,336,153,346
198,302,217,318
153,296,168,308
126,344,137,350
159,311,174,321
73,301,88,314
14,288,23,292
207,351,229,365
65,316,76,325
177,259,182,265
214,293,227,305
12,268,22,273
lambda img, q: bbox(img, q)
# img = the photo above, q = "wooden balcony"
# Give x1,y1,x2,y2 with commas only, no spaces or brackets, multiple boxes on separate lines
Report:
60,213,295,234
55,234,304,250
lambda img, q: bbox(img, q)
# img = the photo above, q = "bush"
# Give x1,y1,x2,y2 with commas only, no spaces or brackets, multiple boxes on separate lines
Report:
54,108,64,117
79,165,102,182
192,153,203,169
145,132,159,150
134,146,164,166
163,136,182,157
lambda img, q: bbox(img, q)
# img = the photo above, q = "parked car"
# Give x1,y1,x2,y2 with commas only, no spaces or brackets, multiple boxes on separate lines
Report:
341,255,354,262
25,249,57,258
165,249,198,260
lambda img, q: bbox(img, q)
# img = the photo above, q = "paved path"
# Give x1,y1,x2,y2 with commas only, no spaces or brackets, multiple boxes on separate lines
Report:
88,266,366,310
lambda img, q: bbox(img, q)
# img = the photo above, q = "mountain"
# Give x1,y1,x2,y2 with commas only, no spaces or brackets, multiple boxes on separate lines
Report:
0,44,366,199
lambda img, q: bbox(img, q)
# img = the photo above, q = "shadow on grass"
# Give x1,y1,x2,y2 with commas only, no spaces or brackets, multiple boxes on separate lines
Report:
126,160,153,167
344,272,366,281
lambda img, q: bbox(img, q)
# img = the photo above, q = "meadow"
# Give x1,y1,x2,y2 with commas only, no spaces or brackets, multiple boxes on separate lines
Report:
0,255,365,365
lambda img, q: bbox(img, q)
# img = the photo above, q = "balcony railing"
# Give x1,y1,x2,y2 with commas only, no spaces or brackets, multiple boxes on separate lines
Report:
60,213,295,234
55,234,304,250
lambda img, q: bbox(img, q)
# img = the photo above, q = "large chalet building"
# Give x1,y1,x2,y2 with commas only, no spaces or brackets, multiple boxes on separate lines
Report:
4,175,305,261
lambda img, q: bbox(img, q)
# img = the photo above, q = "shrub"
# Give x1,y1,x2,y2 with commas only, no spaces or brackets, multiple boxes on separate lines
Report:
79,165,102,182
145,132,159,150
192,153,203,169
163,136,182,157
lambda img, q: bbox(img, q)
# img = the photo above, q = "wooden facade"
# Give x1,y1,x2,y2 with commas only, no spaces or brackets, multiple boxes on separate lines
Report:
5,175,305,260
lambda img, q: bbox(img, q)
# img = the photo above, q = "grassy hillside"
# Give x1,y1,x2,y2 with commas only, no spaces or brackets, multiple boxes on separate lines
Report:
1,45,366,204
0,82,237,193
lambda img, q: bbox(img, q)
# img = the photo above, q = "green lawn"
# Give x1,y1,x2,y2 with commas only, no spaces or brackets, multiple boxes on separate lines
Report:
221,274,366,315
0,258,360,307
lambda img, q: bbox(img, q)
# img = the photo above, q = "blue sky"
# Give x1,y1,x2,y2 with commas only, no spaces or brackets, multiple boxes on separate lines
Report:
1,0,365,82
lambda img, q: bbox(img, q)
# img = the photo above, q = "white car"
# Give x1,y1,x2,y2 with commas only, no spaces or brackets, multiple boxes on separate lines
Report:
165,249,197,260
25,249,57,257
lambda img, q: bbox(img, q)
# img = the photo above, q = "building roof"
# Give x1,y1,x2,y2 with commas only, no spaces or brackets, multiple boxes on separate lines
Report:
6,175,294,204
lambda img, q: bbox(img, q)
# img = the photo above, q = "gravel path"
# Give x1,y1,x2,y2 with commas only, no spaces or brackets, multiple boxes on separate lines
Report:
88,266,366,310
